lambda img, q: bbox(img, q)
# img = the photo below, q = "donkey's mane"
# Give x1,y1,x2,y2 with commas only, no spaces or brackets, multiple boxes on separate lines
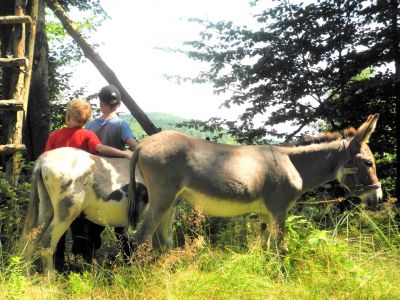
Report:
297,132,342,146
296,127,356,146
277,127,357,155
277,127,357,152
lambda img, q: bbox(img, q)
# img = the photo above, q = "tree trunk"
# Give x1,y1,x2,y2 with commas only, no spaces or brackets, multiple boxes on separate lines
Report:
46,0,160,136
24,0,50,160
390,0,400,202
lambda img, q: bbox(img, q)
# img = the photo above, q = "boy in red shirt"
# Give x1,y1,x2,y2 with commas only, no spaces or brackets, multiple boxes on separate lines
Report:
45,98,131,159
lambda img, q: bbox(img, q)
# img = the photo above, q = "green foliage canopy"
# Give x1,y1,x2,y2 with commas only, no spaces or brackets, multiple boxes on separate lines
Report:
171,0,398,145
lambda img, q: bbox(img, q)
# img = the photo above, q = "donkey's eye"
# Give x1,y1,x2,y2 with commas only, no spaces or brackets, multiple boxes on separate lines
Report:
364,160,373,167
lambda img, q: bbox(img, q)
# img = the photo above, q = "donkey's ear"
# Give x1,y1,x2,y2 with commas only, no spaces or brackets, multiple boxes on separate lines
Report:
351,114,379,146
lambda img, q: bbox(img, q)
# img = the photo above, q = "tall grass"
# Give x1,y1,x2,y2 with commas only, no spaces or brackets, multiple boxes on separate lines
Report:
1,200,399,299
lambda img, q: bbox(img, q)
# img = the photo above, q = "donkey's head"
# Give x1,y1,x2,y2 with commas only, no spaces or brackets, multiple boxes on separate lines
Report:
337,114,382,210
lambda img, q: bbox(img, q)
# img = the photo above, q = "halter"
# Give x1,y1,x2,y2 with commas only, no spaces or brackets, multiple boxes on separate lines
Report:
341,140,381,195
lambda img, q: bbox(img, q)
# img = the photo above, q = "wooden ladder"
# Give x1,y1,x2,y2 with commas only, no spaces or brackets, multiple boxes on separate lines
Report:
0,0,38,181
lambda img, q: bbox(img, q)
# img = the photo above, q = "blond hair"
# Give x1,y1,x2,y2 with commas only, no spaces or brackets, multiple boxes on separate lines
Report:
66,99,92,126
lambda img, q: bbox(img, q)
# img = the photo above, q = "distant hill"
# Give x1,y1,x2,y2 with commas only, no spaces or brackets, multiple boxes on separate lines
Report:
120,112,236,144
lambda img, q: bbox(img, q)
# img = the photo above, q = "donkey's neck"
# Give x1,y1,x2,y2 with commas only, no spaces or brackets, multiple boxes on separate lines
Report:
286,140,343,191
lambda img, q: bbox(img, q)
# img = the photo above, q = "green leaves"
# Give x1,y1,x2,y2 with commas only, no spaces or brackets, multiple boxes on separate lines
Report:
174,0,397,147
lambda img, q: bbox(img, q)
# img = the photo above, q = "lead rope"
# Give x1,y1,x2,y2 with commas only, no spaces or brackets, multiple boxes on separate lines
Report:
297,197,343,205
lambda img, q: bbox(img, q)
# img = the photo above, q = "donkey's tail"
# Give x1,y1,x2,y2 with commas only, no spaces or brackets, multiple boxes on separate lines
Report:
19,158,54,273
23,161,45,236
128,147,140,228
23,160,42,236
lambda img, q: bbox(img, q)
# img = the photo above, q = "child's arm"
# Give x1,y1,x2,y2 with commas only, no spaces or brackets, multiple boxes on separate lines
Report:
95,144,132,159
121,121,138,151
126,137,138,151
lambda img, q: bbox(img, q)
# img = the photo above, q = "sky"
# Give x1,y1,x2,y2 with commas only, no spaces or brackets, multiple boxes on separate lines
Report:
70,0,262,121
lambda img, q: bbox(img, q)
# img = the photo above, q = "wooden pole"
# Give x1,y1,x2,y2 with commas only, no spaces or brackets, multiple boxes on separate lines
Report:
22,0,38,115
46,0,160,135
5,0,27,184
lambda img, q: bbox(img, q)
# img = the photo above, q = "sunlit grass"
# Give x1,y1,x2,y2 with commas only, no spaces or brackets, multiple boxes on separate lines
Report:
1,205,399,299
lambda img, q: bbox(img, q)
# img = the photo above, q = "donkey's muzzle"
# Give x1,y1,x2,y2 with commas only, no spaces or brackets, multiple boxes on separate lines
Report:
345,182,382,210
349,182,381,196
363,184,383,211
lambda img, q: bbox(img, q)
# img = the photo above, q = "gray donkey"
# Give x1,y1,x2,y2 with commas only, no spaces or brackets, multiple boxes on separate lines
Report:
128,114,382,252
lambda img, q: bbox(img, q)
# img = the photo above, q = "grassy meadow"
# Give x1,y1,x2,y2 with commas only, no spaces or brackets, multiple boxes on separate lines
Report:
0,200,399,299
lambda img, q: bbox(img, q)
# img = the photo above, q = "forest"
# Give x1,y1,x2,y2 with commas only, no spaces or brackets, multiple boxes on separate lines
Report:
0,0,399,298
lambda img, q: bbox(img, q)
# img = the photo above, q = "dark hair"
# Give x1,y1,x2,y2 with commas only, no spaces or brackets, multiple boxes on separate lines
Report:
98,85,121,107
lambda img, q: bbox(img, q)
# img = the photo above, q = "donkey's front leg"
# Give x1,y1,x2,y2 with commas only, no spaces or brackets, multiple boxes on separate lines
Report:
260,214,272,249
274,217,287,256
260,213,287,255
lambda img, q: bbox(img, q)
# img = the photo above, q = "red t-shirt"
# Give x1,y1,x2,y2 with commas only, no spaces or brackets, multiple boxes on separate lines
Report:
45,127,101,154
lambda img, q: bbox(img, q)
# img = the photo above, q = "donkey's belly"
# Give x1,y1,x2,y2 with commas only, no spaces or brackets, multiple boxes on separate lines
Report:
180,188,269,217
83,198,129,227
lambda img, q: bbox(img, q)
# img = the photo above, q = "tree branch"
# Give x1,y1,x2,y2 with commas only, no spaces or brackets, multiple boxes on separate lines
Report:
45,0,160,135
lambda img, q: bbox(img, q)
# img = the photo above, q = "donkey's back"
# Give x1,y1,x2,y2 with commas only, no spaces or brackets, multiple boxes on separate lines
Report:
136,131,299,212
